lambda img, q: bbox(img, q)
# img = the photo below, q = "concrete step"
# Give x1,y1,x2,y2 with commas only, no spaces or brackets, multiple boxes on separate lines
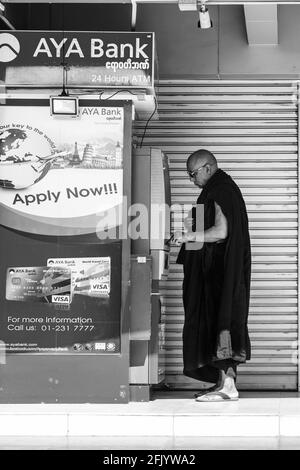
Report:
0,392,299,438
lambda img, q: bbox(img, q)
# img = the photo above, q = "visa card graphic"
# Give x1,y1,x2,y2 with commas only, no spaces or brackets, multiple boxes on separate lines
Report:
6,266,72,304
47,257,110,298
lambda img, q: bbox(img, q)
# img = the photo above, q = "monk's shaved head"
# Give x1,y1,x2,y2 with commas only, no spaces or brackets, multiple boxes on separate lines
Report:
187,149,218,170
186,149,218,187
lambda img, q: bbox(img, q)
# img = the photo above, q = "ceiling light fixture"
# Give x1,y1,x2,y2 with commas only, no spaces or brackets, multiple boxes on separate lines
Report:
50,96,79,117
178,0,197,11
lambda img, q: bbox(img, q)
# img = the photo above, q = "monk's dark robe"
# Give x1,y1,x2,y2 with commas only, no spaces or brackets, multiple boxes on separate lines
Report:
177,169,251,379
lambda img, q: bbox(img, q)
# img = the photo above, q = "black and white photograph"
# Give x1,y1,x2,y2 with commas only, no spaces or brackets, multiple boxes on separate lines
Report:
0,0,299,456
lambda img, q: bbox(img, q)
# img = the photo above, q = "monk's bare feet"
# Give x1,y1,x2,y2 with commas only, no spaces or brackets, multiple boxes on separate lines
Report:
195,369,239,402
194,384,218,398
217,372,239,399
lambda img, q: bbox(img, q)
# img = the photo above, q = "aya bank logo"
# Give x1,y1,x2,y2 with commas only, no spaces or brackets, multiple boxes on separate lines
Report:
0,33,20,62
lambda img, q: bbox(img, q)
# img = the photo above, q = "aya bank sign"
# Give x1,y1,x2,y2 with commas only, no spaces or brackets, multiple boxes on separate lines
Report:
0,30,154,88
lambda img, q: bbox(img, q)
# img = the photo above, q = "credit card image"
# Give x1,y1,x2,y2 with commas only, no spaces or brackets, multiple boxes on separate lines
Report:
74,262,110,298
47,257,110,298
6,266,72,304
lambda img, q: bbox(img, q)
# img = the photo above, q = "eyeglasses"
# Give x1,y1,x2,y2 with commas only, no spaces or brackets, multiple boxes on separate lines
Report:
187,162,209,178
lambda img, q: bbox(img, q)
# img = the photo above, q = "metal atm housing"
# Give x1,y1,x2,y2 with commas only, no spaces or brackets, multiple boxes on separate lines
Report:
130,147,171,401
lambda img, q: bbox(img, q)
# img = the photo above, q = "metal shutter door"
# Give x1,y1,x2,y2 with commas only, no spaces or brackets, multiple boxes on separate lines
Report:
135,81,298,390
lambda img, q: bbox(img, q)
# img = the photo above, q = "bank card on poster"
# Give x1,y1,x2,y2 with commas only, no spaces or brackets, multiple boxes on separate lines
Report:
47,257,111,298
6,266,72,303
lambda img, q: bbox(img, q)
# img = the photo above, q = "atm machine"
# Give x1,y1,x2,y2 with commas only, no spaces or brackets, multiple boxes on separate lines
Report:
130,147,171,401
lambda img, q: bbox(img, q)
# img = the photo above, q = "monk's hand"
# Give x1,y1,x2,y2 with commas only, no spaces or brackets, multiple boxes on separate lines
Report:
172,231,192,245
184,216,193,231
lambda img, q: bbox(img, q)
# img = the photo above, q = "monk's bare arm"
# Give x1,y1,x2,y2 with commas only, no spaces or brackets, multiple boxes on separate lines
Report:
172,202,228,245
189,202,228,243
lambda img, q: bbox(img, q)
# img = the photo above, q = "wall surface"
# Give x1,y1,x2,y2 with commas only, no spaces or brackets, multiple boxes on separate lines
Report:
136,4,219,79
219,5,300,78
4,3,132,31
136,4,300,79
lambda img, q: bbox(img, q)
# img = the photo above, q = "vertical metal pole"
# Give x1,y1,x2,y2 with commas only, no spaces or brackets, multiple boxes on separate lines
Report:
131,0,137,31
297,82,300,391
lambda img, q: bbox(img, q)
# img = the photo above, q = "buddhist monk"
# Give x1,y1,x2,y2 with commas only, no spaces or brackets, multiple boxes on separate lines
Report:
173,149,251,401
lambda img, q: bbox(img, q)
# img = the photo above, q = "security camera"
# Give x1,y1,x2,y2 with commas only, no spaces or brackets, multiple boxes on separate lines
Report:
198,3,213,29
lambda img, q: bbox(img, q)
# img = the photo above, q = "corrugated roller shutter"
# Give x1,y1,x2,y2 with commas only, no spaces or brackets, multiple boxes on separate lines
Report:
135,81,298,390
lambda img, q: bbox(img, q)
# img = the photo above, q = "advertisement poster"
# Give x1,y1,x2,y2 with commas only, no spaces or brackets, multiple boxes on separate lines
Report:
0,101,124,354
0,103,124,236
